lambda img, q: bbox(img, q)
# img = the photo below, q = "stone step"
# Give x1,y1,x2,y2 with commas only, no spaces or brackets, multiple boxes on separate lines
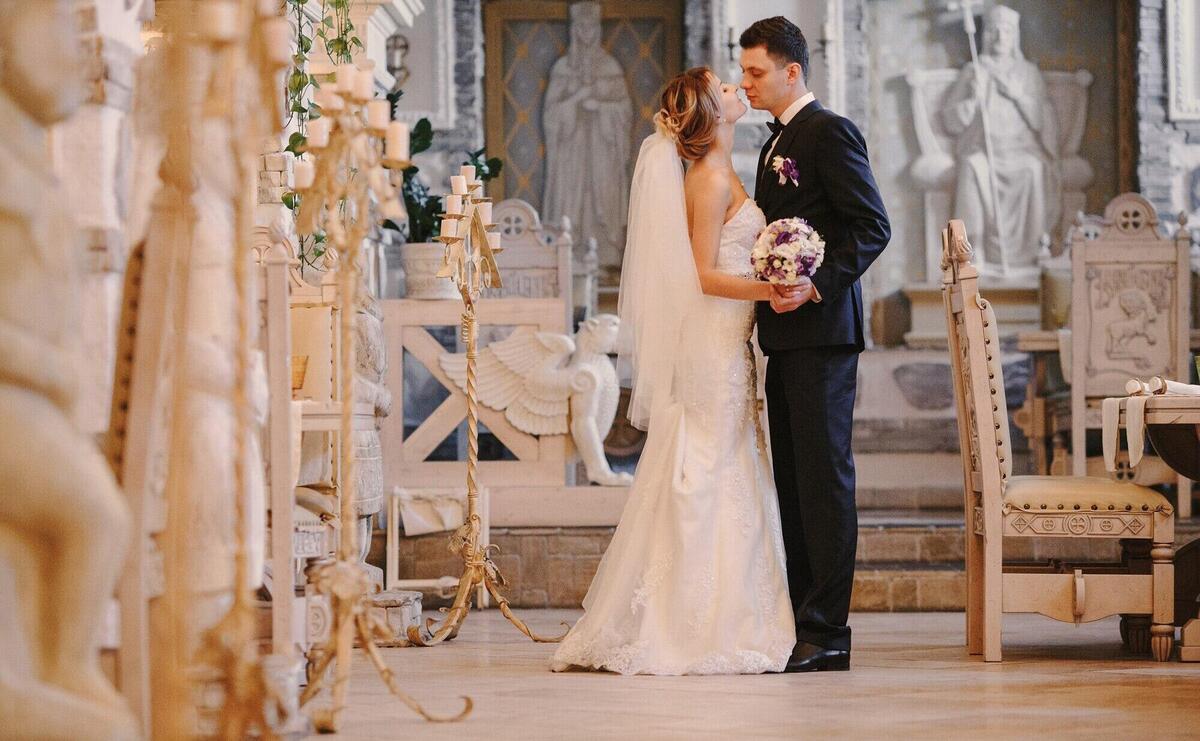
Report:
375,517,1200,612
852,564,965,612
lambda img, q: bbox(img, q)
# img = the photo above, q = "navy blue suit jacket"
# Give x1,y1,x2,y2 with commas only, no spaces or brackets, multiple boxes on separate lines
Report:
754,100,890,353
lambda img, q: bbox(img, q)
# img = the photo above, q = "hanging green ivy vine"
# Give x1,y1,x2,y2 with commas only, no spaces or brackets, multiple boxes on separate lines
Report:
281,0,363,268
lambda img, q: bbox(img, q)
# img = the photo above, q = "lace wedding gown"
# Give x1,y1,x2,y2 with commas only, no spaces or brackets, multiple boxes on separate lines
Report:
550,199,796,675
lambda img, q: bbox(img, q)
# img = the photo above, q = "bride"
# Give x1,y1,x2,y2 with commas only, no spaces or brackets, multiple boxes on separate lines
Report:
550,68,802,675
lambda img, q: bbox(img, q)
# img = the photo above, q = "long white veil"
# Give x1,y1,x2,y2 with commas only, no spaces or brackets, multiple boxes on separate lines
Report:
616,124,703,431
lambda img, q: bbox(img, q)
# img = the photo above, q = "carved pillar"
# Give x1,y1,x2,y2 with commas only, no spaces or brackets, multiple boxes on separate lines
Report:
52,2,144,435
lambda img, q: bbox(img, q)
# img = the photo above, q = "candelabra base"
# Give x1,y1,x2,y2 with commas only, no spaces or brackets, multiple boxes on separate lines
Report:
299,561,473,732
406,545,570,647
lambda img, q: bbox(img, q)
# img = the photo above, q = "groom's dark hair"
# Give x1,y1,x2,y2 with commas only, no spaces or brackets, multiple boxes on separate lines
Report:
739,16,809,81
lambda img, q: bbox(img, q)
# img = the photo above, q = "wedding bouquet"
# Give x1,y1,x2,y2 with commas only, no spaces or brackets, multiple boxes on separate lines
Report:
751,217,825,285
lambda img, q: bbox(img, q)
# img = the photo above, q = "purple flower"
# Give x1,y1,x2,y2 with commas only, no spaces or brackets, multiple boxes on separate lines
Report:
780,158,800,183
774,231,797,246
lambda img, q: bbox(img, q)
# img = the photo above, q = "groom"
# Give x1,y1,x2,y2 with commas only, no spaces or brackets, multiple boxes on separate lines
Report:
740,17,890,672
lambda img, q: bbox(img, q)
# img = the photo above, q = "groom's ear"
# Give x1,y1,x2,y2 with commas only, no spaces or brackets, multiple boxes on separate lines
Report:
786,61,804,87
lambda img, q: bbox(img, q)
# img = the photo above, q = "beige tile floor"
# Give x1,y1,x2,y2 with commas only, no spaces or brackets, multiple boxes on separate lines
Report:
305,610,1200,740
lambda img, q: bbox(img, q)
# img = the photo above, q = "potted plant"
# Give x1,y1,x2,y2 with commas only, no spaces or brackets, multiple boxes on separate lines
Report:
391,136,504,299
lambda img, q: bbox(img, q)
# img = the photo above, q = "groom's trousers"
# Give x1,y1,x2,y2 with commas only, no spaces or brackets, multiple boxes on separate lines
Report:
765,346,858,652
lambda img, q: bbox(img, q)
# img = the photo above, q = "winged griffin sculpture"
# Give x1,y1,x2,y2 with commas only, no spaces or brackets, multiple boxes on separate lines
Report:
440,314,633,486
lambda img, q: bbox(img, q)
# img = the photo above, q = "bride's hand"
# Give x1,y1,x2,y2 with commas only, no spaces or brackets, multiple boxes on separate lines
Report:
770,280,814,313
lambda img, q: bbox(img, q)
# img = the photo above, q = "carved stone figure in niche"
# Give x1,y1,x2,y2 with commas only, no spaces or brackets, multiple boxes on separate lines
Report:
542,1,633,279
0,1,137,737
942,5,1060,275
440,314,633,486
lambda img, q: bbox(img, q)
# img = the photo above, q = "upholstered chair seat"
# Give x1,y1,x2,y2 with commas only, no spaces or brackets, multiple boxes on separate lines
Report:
1003,476,1173,516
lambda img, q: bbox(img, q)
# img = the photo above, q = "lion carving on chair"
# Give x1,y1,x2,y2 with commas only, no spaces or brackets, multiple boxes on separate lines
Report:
440,314,633,486
1106,288,1158,367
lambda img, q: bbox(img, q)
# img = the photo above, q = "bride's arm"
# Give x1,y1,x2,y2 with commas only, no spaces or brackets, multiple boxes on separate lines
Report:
686,172,774,301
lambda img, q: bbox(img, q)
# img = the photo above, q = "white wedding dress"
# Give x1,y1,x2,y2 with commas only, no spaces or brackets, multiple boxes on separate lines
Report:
550,199,796,675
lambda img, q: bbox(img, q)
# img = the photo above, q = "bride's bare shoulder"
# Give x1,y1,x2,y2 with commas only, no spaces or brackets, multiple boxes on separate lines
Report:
684,164,731,205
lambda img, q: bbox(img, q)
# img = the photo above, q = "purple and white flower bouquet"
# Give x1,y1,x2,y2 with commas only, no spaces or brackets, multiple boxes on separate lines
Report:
750,217,825,286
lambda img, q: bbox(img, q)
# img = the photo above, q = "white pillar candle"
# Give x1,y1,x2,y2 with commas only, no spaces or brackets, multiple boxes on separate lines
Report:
203,1,240,42
460,165,476,182
306,117,331,148
263,17,292,67
354,68,374,101
335,64,356,93
386,121,410,161
308,35,334,75
475,201,492,225
366,99,390,130
450,175,467,195
314,87,343,112
444,195,463,214
487,231,502,253
293,159,315,189
440,218,458,238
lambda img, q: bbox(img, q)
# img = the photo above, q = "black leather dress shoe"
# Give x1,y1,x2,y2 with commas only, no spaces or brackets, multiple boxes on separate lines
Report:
782,641,850,673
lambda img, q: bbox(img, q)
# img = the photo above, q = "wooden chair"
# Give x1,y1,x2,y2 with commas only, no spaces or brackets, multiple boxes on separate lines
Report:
941,219,1175,662
1069,194,1193,517
488,198,577,329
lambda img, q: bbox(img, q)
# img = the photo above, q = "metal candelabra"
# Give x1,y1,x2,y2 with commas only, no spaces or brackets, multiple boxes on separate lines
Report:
292,57,471,732
404,172,569,647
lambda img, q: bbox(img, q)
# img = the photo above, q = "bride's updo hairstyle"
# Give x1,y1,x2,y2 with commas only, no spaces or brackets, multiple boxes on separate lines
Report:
653,66,722,161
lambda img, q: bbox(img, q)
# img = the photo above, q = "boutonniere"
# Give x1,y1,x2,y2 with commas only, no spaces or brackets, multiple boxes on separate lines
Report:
771,155,799,186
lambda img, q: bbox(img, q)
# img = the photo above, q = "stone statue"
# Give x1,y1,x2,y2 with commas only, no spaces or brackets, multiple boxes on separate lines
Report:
942,4,1060,276
0,1,137,738
542,1,633,278
440,314,634,487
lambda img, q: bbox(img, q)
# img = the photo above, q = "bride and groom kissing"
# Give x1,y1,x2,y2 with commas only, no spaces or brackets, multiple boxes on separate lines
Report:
551,16,891,675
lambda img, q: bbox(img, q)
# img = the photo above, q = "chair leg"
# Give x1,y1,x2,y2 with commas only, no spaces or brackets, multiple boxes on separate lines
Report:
1151,538,1175,662
965,528,983,655
983,533,1003,662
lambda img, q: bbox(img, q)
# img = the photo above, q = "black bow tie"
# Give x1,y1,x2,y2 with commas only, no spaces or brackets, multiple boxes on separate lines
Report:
766,118,784,135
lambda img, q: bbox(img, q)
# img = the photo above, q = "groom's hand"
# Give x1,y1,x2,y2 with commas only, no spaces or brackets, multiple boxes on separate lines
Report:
769,279,814,313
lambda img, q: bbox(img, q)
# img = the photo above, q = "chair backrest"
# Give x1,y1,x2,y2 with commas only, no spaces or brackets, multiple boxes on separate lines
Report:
942,220,1011,514
1070,193,1192,401
487,198,573,329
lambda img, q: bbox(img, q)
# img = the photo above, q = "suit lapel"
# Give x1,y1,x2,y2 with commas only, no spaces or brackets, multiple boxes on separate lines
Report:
755,134,775,196
756,100,823,211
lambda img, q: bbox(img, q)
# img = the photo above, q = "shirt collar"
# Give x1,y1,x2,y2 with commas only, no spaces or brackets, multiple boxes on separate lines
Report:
778,91,816,126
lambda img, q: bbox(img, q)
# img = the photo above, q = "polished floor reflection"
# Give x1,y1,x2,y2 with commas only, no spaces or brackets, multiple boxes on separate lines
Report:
307,609,1200,740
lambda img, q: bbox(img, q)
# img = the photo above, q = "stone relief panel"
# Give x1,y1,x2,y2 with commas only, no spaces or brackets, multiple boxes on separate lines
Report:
1083,265,1177,377
1167,0,1200,121
483,0,684,283
865,0,1122,296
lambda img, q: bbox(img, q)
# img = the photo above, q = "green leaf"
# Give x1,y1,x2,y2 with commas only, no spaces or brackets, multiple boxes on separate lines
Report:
298,34,312,53
287,70,308,93
485,157,504,179
410,117,433,155
285,131,307,155
282,191,297,210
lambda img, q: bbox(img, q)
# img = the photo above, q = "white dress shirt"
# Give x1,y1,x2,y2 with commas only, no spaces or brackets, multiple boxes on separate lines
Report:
763,91,816,165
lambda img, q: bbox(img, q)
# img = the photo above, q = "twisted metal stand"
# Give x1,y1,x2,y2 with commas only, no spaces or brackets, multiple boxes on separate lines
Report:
406,207,568,647
291,77,471,732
